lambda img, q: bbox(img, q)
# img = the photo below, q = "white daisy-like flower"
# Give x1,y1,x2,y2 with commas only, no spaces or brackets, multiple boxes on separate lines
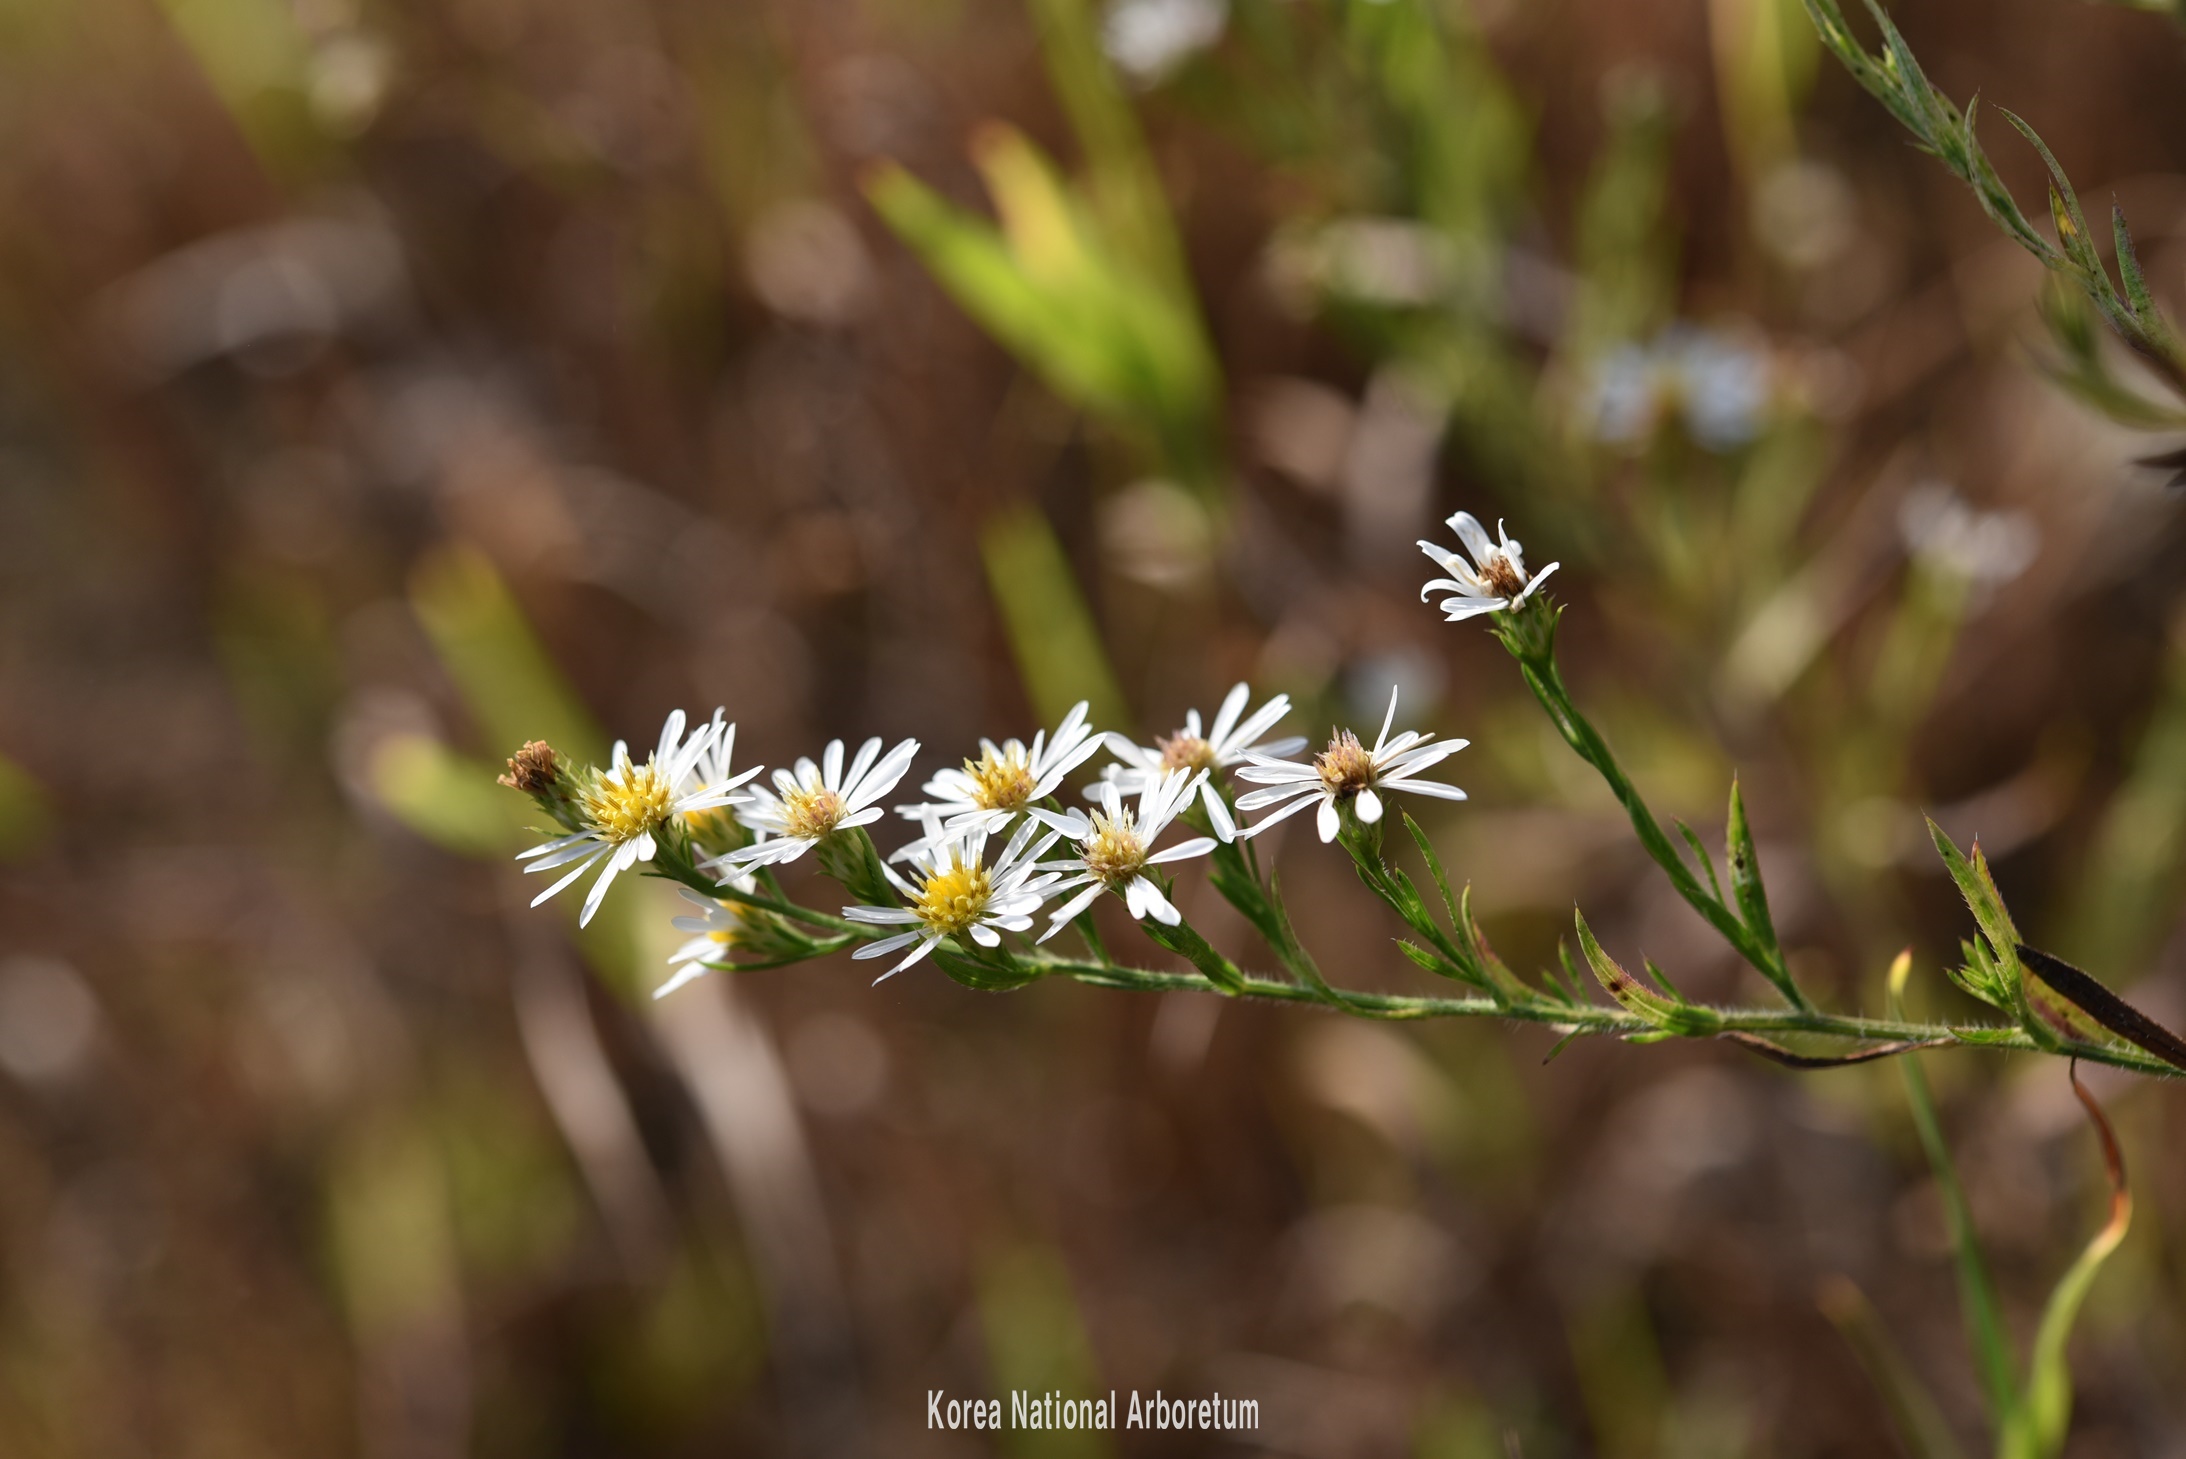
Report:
517,708,757,927
1590,325,1771,452
842,813,1063,981
718,735,921,870
1097,681,1306,841
654,880,761,999
1034,768,1216,937
1233,686,1468,844
1417,511,1560,623
897,700,1106,842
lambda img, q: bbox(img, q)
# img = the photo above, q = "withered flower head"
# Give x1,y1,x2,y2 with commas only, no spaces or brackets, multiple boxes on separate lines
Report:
499,741,561,795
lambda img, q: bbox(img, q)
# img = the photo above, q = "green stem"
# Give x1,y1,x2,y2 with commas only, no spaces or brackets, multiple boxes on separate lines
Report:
1517,645,1809,1009
1024,954,2179,1074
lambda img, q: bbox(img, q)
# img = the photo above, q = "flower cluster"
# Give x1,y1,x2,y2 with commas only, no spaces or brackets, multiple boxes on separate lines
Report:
498,508,1560,996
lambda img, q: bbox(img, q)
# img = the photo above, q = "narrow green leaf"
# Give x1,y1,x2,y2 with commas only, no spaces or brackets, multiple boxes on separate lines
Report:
1575,911,1687,1029
1674,818,1726,907
2017,1064,2133,1455
1138,916,1245,995
1890,961,2020,1424
1726,777,1782,957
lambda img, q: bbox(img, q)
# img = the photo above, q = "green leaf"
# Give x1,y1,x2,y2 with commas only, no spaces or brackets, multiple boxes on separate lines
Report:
2016,944,2186,1071
1574,910,1718,1034
1139,916,1245,995
1925,819,2024,1000
1725,777,1781,957
1674,818,1726,907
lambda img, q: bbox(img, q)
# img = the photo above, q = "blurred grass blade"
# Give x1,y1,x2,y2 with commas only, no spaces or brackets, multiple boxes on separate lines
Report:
0,750,54,862
371,735,531,857
1889,961,2020,1426
410,545,604,763
2060,618,2186,971
2013,1064,2132,1457
976,1241,1113,1459
1025,0,1190,299
2016,944,2186,1071
1817,1276,1969,1459
978,500,1131,732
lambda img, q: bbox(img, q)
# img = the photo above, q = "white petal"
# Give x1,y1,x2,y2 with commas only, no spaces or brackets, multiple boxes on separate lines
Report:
871,934,941,982
1373,684,1400,754
853,930,923,959
1235,791,1318,839
1202,783,1237,842
969,924,1002,948
1208,682,1249,746
1316,796,1341,843
1355,789,1383,824
652,962,710,1000
1148,836,1216,865
578,858,623,927
1394,779,1469,802
1450,510,1494,564
530,847,607,905
822,738,845,791
1123,878,1155,921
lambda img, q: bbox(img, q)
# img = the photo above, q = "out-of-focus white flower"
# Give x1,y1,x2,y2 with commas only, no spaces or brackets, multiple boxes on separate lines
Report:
1103,0,1228,84
897,701,1106,844
842,814,1062,980
1590,325,1771,452
1417,511,1559,622
655,880,762,999
1099,681,1305,841
517,709,756,926
1234,686,1469,843
720,736,921,870
1036,768,1217,935
1897,482,2038,588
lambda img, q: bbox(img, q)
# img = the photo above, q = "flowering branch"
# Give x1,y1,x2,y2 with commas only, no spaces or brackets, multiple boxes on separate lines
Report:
488,511,2186,1084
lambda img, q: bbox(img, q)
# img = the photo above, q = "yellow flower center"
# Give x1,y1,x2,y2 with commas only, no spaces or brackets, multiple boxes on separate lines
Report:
913,855,993,937
580,759,675,844
965,744,1036,812
1315,731,1376,797
780,783,846,841
1157,732,1215,773
1083,808,1146,888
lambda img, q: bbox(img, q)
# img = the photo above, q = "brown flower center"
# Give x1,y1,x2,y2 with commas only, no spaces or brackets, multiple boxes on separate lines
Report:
1157,732,1216,773
1479,551,1526,599
499,740,560,795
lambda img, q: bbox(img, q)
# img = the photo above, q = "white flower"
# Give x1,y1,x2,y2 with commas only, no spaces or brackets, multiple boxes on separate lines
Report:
1590,325,1770,452
718,735,921,870
1233,686,1468,843
1898,482,2037,588
516,709,758,927
1103,0,1227,84
842,814,1063,981
654,880,760,999
1417,511,1559,622
1097,681,1305,841
897,700,1106,843
1034,768,1217,937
